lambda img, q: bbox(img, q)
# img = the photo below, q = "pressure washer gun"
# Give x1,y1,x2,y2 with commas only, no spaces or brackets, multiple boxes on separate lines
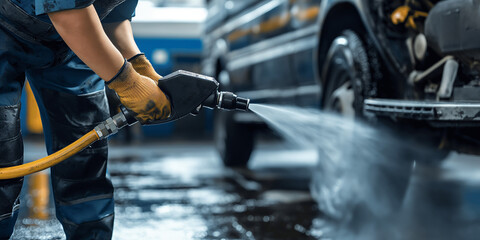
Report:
0,71,250,179
107,70,250,136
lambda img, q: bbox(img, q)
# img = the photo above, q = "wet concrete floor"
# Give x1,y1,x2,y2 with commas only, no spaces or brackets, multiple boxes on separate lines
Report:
12,141,325,240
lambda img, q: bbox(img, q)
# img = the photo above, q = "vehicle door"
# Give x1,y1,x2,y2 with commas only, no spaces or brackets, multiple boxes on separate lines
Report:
226,0,294,104
289,0,322,107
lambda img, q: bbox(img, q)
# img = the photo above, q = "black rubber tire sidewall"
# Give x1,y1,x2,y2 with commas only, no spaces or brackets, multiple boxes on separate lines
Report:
214,110,254,167
321,30,371,117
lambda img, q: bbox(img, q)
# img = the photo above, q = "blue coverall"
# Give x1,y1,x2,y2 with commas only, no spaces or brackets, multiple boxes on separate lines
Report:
0,0,138,239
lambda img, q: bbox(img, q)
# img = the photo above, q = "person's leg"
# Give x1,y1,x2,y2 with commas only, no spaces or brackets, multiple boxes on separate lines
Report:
27,54,114,240
0,90,24,240
0,31,26,240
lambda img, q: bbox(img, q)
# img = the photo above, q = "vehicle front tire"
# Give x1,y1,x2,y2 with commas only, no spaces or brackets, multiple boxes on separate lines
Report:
213,70,254,167
321,30,372,116
317,30,412,221
214,110,254,167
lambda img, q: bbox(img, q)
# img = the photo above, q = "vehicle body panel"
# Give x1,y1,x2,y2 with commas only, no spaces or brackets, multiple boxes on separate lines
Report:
203,0,444,108
203,0,324,107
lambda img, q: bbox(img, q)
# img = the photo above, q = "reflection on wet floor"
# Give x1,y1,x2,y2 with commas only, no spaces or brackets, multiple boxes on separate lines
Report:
111,145,321,240
28,172,49,220
13,139,480,240
13,142,322,240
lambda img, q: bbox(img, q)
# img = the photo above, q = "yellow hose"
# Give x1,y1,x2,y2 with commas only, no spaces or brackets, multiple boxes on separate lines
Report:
0,129,100,179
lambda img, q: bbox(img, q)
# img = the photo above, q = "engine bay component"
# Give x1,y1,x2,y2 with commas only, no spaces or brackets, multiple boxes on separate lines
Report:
414,33,427,60
425,0,480,60
391,5,428,30
437,59,459,100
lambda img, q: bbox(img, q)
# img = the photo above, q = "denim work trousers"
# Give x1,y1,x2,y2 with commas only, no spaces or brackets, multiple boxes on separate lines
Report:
0,20,114,240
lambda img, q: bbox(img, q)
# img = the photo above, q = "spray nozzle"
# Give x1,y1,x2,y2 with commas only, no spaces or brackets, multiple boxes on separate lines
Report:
202,91,250,111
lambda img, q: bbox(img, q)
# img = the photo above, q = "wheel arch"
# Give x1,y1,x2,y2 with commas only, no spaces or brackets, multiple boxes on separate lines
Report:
315,0,402,101
314,1,369,88
203,38,229,79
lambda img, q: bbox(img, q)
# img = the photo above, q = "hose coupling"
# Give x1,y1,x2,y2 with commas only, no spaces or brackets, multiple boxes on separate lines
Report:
203,91,250,111
94,112,129,140
218,91,250,111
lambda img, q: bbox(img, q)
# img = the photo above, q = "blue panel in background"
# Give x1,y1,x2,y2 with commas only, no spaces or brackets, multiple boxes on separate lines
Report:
134,37,203,75
142,122,175,138
134,37,204,138
204,108,214,132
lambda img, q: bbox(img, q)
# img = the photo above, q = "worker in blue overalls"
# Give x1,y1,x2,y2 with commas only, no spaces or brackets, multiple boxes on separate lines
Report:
0,0,170,239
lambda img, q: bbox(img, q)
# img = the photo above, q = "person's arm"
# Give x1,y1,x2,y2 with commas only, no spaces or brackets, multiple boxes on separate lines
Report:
103,20,140,60
48,5,124,81
48,5,170,123
104,20,162,83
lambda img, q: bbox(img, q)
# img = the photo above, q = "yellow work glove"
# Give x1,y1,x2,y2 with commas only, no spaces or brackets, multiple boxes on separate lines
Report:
107,60,171,124
128,53,161,84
